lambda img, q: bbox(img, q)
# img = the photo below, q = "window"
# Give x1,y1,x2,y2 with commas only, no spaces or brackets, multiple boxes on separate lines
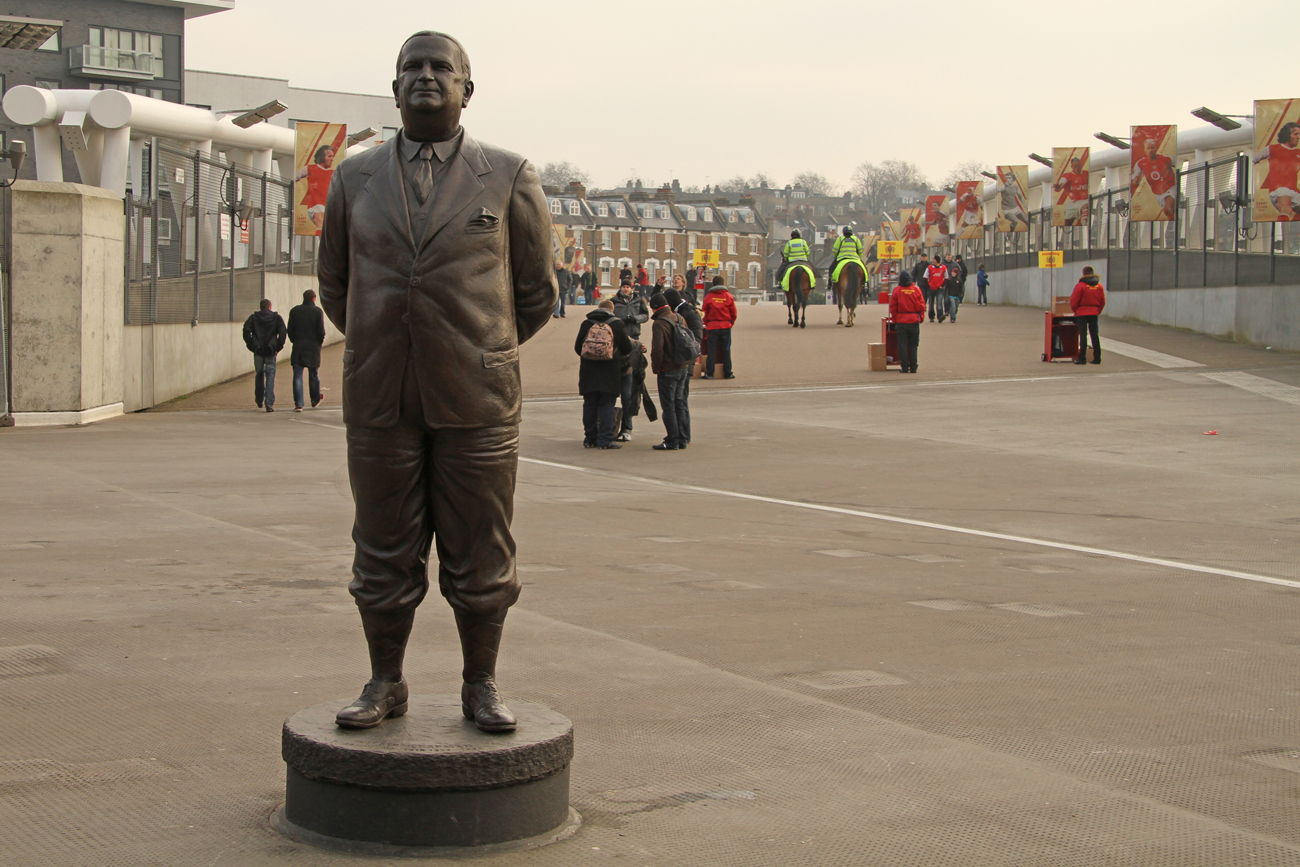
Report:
728,210,737,223
711,234,720,251
745,211,755,224
688,233,697,251
750,237,760,255
726,262,739,286
701,208,712,222
657,205,668,219
382,126,399,142
619,231,629,251
646,232,657,252
664,260,676,279
727,236,737,255
686,207,697,221
614,203,626,218
88,27,165,76
664,233,674,251
568,200,581,216
36,79,60,90
573,229,583,247
598,203,609,217
748,262,761,288
549,199,562,215
37,31,59,52
601,230,612,249
645,260,658,283
599,257,614,287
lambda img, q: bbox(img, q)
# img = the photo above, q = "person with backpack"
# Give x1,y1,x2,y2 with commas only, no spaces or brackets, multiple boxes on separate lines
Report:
649,292,696,451
976,263,990,305
663,287,702,446
241,298,287,411
701,275,737,379
575,299,633,449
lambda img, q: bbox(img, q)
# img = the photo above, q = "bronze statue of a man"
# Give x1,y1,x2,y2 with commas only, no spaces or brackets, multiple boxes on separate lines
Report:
317,31,557,732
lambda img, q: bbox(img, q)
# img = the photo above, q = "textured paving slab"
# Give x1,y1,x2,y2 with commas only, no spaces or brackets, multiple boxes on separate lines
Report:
2,318,1300,865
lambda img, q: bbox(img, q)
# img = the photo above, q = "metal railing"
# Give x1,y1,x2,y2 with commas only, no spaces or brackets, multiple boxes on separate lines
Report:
939,154,1300,290
69,45,158,80
125,141,317,326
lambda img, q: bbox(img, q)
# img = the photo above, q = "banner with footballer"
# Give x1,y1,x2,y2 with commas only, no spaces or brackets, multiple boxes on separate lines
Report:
900,207,924,255
1129,125,1177,222
996,165,1029,232
293,122,347,236
1051,148,1090,227
924,194,950,246
1252,99,1300,222
953,180,984,239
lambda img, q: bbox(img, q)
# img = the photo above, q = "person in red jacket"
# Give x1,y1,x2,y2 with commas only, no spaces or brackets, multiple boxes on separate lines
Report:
889,271,926,373
1069,265,1106,365
925,254,948,322
701,275,738,379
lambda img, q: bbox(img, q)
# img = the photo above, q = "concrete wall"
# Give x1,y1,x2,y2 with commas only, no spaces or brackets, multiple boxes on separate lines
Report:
123,271,342,411
984,259,1300,352
9,181,125,425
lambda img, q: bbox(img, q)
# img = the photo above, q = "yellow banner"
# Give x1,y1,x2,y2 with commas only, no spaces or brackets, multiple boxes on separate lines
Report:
692,248,720,267
1038,251,1064,268
876,240,904,259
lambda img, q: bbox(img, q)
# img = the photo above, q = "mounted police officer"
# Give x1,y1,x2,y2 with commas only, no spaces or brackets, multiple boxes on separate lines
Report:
777,229,812,286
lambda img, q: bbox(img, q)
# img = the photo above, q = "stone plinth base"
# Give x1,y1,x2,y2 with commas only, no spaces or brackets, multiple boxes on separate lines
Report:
275,694,576,854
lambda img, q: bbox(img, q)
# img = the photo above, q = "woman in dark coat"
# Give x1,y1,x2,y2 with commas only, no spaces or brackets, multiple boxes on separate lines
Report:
574,300,633,449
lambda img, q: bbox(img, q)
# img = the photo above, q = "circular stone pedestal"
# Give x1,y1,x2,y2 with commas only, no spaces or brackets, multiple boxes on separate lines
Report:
273,694,577,855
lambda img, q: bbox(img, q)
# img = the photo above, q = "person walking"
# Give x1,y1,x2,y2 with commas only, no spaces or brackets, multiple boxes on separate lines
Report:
976,263,990,305
580,266,596,306
663,287,702,445
575,299,633,448
287,289,326,411
701,276,737,379
944,259,964,323
925,255,948,322
1070,265,1106,365
649,292,691,451
612,279,649,440
242,298,287,411
889,271,925,374
554,264,571,318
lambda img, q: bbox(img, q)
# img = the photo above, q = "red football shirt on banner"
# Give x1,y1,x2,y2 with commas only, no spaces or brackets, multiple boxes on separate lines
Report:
1261,144,1300,192
1133,155,1176,195
1058,171,1089,202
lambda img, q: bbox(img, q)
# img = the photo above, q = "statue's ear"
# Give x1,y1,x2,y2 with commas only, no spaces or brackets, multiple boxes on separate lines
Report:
462,79,475,108
392,78,400,108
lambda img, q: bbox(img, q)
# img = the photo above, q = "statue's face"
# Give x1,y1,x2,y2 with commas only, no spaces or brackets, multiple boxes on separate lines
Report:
393,35,473,119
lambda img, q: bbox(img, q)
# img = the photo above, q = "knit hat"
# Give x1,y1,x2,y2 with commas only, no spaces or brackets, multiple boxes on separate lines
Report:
649,292,669,310
663,288,683,308
898,272,913,286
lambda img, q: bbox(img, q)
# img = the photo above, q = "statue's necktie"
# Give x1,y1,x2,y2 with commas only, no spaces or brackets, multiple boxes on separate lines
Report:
413,142,434,204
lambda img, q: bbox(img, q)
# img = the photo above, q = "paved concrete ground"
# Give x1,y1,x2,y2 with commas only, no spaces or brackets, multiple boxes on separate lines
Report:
3,301,1300,865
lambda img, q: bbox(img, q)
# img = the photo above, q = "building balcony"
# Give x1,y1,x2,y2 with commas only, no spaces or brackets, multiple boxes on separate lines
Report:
69,46,158,81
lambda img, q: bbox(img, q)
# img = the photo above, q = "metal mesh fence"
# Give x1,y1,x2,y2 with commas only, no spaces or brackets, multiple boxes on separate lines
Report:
0,185,10,423
125,140,312,325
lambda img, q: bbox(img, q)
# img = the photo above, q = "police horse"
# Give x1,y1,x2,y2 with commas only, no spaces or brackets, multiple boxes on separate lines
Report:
832,258,868,327
782,262,816,328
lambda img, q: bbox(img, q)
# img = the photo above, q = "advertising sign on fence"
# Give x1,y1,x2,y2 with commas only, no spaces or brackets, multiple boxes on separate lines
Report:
954,180,983,240
996,165,1030,232
294,122,347,236
924,194,950,247
877,239,903,259
1252,99,1300,223
1129,125,1177,222
1051,148,1090,227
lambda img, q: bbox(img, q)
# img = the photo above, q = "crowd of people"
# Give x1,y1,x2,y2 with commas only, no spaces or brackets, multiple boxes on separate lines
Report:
574,273,737,450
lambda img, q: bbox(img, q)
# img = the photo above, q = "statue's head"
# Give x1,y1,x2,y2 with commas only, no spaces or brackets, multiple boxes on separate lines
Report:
392,31,474,134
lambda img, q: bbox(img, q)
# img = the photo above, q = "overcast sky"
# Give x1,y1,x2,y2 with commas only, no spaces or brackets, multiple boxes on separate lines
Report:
187,0,1298,191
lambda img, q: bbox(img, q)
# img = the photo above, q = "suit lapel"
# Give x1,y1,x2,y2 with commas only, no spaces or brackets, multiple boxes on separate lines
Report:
418,133,490,255
362,143,414,251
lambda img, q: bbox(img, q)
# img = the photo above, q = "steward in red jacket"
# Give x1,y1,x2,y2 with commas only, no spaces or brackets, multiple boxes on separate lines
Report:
888,272,926,373
701,277,738,379
1069,266,1105,364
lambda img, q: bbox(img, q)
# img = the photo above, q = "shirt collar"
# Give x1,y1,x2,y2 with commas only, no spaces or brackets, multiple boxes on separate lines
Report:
399,128,463,163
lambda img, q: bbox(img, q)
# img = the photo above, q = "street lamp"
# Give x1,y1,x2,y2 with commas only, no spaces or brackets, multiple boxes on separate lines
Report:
1094,132,1131,150
1028,153,1053,169
1190,107,1249,131
980,171,998,180
0,140,26,187
346,127,378,147
231,100,287,128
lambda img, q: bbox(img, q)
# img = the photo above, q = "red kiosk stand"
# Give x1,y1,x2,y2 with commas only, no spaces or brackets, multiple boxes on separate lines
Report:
1042,310,1079,362
881,317,901,368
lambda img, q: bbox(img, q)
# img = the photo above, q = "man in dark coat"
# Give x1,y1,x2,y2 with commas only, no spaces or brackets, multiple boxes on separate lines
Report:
287,289,327,411
574,299,633,448
241,298,286,412
663,287,701,444
317,30,557,733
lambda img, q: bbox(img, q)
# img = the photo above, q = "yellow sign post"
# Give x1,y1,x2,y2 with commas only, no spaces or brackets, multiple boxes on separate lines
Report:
1038,251,1064,268
692,248,720,268
876,240,904,260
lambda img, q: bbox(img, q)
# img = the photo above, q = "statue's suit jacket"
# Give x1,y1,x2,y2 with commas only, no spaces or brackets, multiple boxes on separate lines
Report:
318,133,557,429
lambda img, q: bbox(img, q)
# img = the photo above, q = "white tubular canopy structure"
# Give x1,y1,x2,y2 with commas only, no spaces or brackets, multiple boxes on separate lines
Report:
3,85,365,197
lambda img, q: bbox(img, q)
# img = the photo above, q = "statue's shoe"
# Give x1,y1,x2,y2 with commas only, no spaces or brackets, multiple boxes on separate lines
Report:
461,679,517,733
335,679,409,729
